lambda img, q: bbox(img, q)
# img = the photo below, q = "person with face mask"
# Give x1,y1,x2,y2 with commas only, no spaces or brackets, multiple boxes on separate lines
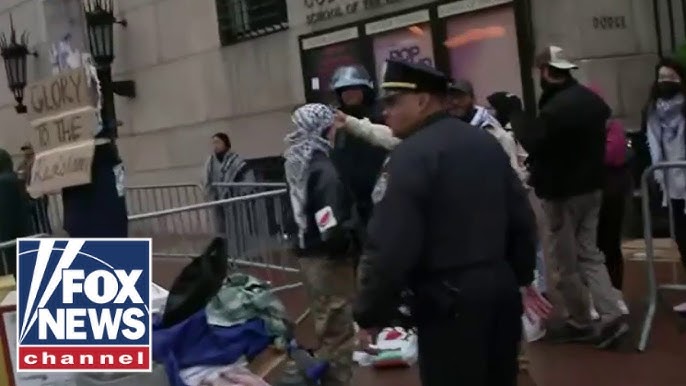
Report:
644,57,686,316
509,46,629,348
329,65,388,237
284,104,359,386
202,132,256,235
354,60,550,386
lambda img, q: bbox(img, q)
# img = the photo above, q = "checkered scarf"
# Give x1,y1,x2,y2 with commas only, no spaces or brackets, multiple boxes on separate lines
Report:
284,104,334,247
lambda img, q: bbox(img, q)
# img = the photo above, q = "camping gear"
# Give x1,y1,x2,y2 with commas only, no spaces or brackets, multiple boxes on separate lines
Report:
162,238,228,327
353,327,417,369
206,273,289,348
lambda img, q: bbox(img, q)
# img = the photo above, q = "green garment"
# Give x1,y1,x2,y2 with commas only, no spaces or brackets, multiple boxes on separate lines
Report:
205,272,288,348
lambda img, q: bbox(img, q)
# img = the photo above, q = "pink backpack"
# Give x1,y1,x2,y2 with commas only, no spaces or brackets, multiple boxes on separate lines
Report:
605,119,627,167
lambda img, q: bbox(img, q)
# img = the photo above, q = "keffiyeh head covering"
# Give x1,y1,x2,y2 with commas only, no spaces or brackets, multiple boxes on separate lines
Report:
284,103,335,247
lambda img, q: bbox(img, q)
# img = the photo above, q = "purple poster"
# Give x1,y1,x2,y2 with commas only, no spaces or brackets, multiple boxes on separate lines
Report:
372,24,435,83
445,6,522,105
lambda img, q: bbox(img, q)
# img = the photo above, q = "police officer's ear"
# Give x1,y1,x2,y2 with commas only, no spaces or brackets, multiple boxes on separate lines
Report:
416,92,432,111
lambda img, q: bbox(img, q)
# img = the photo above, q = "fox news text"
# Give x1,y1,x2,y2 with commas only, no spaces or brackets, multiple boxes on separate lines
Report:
16,238,152,372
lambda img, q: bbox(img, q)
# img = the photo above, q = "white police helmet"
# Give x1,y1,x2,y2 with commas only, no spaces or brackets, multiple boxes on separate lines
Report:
330,65,373,91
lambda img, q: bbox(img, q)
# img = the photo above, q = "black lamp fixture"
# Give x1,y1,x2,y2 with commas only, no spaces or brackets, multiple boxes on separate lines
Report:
0,15,37,114
83,0,135,98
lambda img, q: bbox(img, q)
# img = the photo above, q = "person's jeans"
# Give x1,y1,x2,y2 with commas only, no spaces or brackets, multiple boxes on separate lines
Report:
542,190,622,326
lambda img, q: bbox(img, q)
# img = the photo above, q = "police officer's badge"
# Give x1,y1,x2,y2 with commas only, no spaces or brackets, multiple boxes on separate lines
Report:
372,172,389,204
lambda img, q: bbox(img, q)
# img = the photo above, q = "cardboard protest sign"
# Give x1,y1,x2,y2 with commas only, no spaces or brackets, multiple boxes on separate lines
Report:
27,139,97,198
25,67,100,197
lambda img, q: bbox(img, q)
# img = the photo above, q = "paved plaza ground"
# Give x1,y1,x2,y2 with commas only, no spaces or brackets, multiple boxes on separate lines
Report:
151,239,686,386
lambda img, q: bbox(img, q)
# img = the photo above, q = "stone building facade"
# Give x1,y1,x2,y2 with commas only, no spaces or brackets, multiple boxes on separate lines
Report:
0,0,682,185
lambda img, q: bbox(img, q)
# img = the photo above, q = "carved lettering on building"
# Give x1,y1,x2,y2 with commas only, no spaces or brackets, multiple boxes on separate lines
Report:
592,16,627,30
304,0,405,25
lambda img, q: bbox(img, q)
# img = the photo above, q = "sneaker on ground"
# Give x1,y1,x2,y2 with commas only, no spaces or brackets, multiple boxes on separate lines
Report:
674,302,686,315
590,306,600,321
544,322,595,344
596,317,630,350
618,299,630,315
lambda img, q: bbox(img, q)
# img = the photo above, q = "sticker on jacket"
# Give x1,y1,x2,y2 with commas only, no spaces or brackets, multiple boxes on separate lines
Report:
315,206,338,233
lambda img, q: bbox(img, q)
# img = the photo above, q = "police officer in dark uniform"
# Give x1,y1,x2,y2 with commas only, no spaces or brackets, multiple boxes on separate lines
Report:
353,60,539,386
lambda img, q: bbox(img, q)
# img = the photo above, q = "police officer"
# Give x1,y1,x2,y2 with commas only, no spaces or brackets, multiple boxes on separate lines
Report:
354,60,541,386
284,104,358,386
329,65,388,234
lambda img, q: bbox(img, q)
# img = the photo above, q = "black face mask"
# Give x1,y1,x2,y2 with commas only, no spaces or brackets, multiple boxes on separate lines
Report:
539,77,554,91
656,81,682,100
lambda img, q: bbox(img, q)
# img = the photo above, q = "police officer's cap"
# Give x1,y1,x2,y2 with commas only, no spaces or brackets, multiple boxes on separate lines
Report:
380,59,448,99
448,79,474,96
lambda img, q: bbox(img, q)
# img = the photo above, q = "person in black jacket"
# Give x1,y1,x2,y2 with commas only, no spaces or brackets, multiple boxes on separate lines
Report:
0,148,32,277
354,60,549,386
284,103,358,386
510,46,629,348
329,65,388,236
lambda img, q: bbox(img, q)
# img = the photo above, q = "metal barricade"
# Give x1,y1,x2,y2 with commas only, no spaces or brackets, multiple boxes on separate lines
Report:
210,182,287,197
0,234,48,277
42,183,206,235
128,189,299,293
638,161,686,351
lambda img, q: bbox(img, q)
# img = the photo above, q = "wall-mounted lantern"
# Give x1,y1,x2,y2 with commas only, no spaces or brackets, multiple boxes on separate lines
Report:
0,15,37,114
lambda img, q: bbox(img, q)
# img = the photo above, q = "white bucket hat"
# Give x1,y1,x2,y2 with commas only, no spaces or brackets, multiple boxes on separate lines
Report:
535,45,578,70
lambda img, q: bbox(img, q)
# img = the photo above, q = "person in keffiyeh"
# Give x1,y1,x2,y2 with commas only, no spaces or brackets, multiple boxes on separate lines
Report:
283,103,359,386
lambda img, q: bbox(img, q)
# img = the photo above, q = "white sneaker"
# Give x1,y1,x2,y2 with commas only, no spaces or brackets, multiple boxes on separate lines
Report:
617,299,630,315
522,315,546,342
590,306,600,321
674,302,686,314
588,294,601,321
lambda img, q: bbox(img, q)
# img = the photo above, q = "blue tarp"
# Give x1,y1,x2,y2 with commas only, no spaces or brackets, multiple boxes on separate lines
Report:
152,310,272,386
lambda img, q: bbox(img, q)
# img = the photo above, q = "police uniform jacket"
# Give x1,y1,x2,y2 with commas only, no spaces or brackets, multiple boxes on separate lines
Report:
354,112,537,328
295,151,360,258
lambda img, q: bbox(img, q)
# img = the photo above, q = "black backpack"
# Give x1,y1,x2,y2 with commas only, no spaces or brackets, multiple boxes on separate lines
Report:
161,238,228,327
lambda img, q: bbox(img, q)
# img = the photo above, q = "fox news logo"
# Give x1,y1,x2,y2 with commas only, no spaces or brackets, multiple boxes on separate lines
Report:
16,238,152,372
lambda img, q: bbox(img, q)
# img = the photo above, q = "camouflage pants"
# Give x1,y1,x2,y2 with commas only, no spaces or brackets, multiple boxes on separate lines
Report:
299,257,356,386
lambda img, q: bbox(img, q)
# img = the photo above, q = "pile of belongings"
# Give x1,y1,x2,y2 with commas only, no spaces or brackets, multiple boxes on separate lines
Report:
353,327,418,368
152,238,325,386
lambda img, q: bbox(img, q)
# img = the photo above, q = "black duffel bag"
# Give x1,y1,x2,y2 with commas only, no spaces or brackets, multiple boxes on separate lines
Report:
161,237,228,327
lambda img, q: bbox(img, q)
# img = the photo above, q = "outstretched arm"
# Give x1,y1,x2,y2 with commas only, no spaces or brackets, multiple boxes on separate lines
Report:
339,113,401,150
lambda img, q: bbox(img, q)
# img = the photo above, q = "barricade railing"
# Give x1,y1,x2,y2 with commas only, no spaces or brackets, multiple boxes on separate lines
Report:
638,161,686,352
42,183,206,235
0,234,48,277
210,182,288,198
128,189,299,293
